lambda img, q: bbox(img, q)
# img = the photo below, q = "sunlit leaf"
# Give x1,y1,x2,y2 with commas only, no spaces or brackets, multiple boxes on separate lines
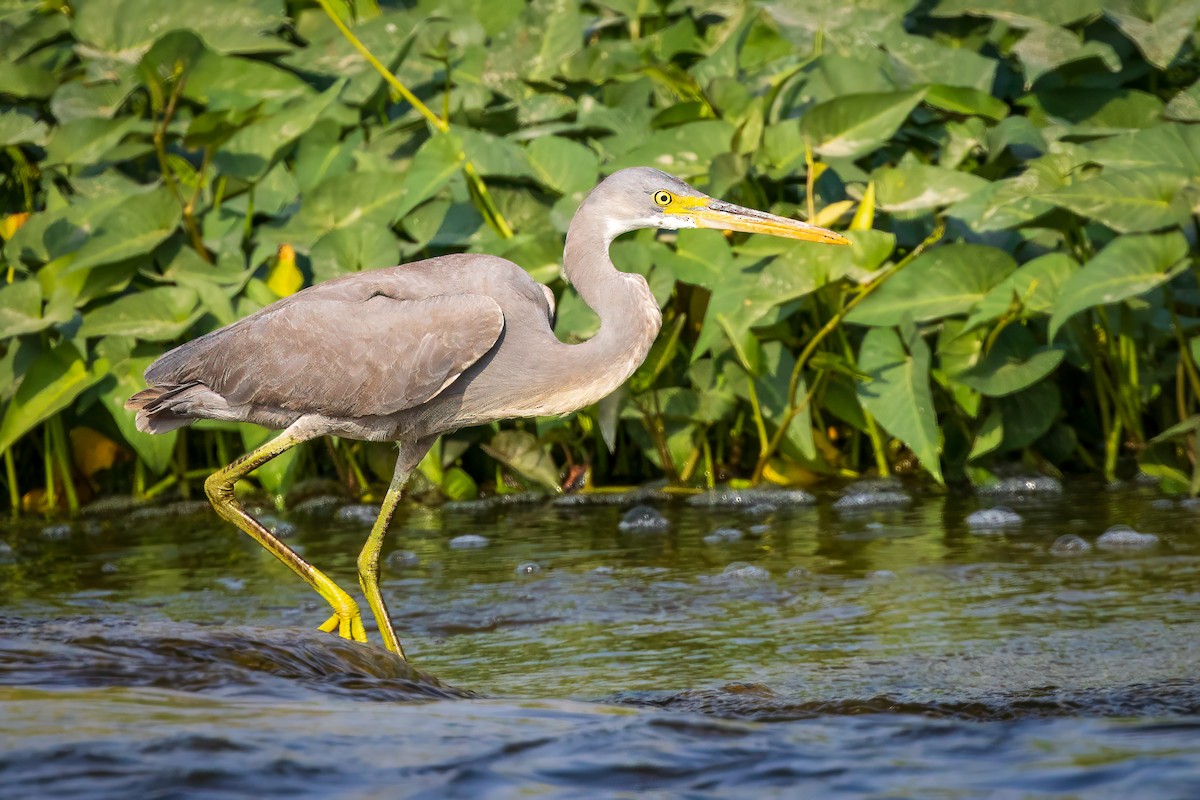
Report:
1049,232,1190,340
847,244,1016,326
0,343,107,455
1041,168,1193,233
77,286,200,340
857,324,943,483
799,89,926,159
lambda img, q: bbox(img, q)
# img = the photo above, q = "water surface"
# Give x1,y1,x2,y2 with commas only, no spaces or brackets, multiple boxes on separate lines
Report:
2,481,1199,797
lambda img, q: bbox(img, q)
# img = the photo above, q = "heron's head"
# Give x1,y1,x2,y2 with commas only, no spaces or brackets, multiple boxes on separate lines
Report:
589,167,850,246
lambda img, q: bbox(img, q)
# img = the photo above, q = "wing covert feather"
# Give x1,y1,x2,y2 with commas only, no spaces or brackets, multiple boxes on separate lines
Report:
159,294,503,418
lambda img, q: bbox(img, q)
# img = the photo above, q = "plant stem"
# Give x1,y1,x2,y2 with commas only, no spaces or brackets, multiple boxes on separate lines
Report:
313,0,514,239
753,220,946,478
4,448,18,518
49,416,78,514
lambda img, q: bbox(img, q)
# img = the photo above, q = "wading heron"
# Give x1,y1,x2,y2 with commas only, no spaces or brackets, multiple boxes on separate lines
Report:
127,167,849,659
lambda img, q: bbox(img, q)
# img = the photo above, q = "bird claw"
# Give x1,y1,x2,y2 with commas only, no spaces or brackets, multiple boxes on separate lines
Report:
317,611,368,643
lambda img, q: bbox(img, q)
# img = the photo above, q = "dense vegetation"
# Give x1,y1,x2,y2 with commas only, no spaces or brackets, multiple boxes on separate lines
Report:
1,0,1198,513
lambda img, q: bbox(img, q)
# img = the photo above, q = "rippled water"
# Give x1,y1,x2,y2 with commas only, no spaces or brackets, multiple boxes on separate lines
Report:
2,481,1199,797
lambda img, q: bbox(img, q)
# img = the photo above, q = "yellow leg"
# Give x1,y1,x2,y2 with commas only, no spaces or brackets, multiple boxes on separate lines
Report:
204,425,367,644
352,453,415,662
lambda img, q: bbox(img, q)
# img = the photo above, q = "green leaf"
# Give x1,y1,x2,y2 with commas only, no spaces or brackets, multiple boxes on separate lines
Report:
874,163,990,214
1104,0,1200,70
214,83,342,181
799,89,926,159
64,186,182,274
998,380,1060,451
0,280,48,338
1165,80,1200,122
77,286,200,340
282,11,417,106
1041,168,1193,233
964,252,1079,331
0,109,50,147
606,120,734,177
526,136,599,196
458,129,533,179
310,224,400,283
1048,231,1190,340
957,326,1065,398
43,116,138,166
1011,24,1119,86
1027,88,1164,135
968,409,1003,461
73,0,286,58
481,430,561,492
857,324,943,483
923,85,1008,121
0,343,106,455
1078,123,1200,174
847,244,1016,327
99,357,177,474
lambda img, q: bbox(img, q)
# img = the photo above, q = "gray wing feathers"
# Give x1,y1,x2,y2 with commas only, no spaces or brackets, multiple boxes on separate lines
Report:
147,293,503,419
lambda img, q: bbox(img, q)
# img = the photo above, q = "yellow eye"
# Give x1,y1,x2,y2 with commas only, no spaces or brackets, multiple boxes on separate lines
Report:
653,190,672,206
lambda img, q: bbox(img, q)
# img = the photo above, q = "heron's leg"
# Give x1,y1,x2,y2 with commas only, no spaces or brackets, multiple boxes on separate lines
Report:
356,439,432,659
204,422,367,644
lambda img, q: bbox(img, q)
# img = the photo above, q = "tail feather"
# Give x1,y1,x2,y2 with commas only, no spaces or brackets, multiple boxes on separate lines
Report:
125,382,219,434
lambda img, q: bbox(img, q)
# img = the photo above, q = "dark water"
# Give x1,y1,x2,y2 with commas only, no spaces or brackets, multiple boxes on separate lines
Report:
2,481,1199,798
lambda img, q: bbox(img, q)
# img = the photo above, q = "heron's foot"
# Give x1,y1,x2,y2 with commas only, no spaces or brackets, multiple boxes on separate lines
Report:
316,606,368,644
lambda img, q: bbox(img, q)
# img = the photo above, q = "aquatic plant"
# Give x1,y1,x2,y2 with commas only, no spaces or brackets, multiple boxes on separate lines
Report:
1,0,1198,512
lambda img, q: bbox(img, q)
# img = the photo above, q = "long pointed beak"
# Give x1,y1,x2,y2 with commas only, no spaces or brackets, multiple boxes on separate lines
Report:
688,199,850,245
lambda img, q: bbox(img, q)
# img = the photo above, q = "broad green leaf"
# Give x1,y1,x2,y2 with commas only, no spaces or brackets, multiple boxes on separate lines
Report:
1165,80,1200,122
64,186,182,274
99,357,177,474
0,343,106,455
968,409,1003,461
1104,0,1200,69
874,163,990,214
50,79,133,122
857,325,943,483
0,280,48,338
957,326,1065,397
847,244,1016,326
458,129,534,179
885,34,996,91
1027,88,1164,135
73,0,286,57
1011,24,1119,86
310,224,399,283
481,430,561,491
0,61,56,99
998,380,1060,451
1078,123,1200,174
184,49,315,112
1041,168,1193,233
282,11,417,106
77,286,200,340
606,120,734,177
0,109,49,147
526,136,599,196
43,116,138,166
964,252,1079,331
1049,232,1190,340
799,89,926,159
931,0,1098,27
923,85,1008,121
214,84,342,181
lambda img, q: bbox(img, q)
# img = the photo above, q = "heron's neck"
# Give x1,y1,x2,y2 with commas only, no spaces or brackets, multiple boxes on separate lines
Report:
548,208,662,409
